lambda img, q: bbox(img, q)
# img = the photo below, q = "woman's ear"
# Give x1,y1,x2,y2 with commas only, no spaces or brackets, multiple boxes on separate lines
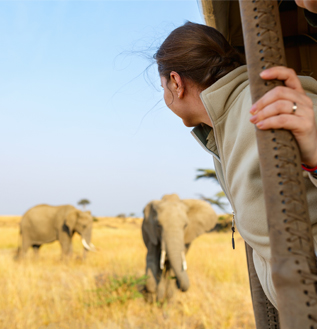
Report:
170,71,185,99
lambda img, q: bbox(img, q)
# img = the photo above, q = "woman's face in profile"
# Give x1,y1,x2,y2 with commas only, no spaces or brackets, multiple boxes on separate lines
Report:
161,76,196,127
160,76,209,127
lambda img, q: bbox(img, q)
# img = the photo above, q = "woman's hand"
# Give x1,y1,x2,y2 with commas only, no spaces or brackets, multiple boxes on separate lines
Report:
250,66,317,168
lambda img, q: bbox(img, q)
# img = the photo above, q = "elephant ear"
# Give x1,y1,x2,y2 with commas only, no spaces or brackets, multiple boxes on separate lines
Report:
183,199,218,244
65,209,79,234
142,201,159,246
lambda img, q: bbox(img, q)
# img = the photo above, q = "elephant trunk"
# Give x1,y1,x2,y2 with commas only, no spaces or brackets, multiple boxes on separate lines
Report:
164,231,189,292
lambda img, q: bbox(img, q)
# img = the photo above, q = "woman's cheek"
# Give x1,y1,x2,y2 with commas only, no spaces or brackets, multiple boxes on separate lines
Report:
163,90,171,107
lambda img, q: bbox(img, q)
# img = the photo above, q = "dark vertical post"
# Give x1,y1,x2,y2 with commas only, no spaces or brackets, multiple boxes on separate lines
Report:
245,242,280,328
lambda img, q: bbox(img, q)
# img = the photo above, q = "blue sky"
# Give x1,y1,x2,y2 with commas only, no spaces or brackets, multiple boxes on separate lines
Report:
0,1,223,216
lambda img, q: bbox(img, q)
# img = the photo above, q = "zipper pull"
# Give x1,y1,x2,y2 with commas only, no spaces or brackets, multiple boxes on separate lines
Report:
231,211,235,250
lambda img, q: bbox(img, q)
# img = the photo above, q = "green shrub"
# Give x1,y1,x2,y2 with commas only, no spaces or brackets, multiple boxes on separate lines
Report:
86,275,147,307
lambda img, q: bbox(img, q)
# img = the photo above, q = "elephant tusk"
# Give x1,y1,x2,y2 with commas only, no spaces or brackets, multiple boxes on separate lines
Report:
181,251,187,271
82,238,95,251
160,250,166,270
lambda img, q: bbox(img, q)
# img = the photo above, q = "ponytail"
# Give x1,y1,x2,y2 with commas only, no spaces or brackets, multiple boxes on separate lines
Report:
154,21,245,89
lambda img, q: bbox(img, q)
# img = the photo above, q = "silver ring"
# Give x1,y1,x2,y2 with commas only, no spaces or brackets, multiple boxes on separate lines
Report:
292,102,297,114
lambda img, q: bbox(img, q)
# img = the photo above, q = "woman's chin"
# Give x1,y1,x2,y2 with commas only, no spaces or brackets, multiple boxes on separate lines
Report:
182,120,196,128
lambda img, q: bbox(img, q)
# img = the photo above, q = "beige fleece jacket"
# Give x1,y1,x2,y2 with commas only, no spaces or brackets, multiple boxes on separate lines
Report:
192,65,317,308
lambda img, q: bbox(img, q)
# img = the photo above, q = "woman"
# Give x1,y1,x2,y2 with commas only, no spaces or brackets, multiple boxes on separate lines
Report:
154,21,317,308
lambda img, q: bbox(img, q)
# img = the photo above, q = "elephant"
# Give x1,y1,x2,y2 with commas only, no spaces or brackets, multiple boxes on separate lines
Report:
141,193,218,302
17,204,95,259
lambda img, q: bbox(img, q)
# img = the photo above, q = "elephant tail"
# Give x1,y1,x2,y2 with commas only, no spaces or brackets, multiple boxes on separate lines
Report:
15,247,21,260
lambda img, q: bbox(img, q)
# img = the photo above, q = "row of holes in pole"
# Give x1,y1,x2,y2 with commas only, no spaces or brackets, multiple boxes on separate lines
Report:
272,132,306,267
281,173,315,315
271,135,298,188
298,269,316,308
287,246,315,317
252,3,282,76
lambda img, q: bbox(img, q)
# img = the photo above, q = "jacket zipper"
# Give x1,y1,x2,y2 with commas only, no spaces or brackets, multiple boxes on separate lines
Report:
212,163,237,250
232,211,235,250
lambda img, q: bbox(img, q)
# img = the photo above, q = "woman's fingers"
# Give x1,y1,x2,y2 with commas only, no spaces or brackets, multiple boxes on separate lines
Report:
295,0,317,13
260,67,305,91
255,112,317,167
250,100,300,123
255,113,307,131
250,67,313,115
251,97,315,133
249,66,317,167
250,86,311,115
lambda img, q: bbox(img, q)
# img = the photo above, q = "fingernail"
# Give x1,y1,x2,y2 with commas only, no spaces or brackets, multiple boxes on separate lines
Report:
250,115,257,123
256,121,263,128
250,105,257,114
260,70,267,77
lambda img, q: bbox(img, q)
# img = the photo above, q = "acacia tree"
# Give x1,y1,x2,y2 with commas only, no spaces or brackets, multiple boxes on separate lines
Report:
78,199,90,210
196,169,229,212
195,168,218,181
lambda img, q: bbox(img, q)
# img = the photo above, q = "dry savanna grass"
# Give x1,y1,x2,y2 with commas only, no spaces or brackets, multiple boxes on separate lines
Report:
0,215,255,329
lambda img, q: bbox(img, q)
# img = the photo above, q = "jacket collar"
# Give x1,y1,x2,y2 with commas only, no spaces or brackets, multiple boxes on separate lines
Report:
191,65,249,159
200,65,249,124
191,123,219,158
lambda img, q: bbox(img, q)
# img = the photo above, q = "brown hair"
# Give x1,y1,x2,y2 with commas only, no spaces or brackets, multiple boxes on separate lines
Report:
154,21,245,90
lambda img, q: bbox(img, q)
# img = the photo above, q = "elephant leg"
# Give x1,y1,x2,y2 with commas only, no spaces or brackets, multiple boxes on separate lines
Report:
146,266,157,293
142,266,157,303
157,267,167,303
59,232,73,259
32,245,41,259
157,261,176,302
144,243,159,302
165,265,176,300
19,236,31,259
63,243,72,258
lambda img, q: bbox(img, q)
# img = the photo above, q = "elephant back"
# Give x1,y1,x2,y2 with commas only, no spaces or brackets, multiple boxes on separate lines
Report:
20,204,61,244
21,204,75,227
161,193,180,203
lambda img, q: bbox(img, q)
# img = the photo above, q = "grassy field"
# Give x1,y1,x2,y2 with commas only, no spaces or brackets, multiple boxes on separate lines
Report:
0,216,255,329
